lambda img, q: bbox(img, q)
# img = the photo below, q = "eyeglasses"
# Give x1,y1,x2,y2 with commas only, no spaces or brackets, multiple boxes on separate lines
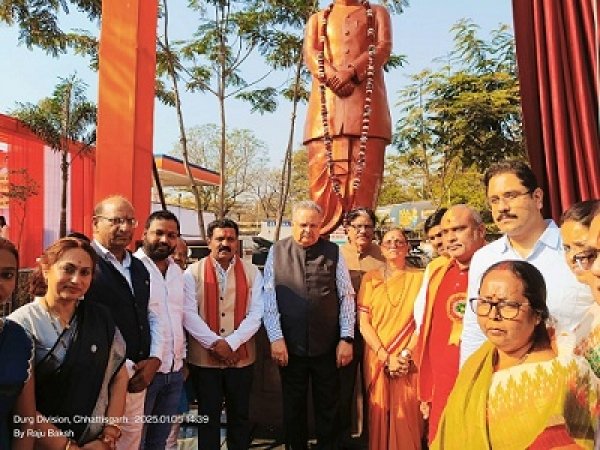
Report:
487,190,531,207
572,248,599,271
381,239,407,249
96,216,138,228
349,224,374,231
469,297,530,320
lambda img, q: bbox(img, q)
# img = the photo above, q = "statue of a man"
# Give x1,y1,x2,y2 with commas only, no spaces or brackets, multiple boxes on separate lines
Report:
304,0,392,235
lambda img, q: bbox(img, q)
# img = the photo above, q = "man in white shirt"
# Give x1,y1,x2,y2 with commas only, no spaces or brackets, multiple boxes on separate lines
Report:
134,210,224,449
460,161,593,365
184,219,264,450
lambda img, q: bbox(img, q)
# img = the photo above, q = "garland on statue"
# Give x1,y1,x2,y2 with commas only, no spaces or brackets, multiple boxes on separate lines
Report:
318,1,376,199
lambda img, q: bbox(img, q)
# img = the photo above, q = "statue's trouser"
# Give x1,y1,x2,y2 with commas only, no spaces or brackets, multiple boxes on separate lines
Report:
307,137,386,235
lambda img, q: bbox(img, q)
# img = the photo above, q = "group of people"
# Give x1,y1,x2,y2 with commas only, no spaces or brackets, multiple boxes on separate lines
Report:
1,158,600,450
0,197,265,450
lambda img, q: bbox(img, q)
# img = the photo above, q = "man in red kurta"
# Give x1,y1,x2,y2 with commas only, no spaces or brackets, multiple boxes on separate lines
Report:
414,205,486,443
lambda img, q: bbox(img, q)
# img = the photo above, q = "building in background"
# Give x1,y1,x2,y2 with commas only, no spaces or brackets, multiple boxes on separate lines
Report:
0,113,219,267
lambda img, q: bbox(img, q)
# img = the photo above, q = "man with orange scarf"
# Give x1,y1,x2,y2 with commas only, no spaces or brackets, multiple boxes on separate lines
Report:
413,205,486,444
184,219,264,450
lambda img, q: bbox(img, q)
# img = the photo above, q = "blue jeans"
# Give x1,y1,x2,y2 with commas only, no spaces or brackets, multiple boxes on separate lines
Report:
141,369,185,450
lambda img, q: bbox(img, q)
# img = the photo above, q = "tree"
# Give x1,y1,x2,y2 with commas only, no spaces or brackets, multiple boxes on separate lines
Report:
251,168,283,219
157,0,207,239
288,147,310,206
394,19,523,206
168,0,282,218
170,124,268,216
1,168,39,251
12,75,96,237
378,153,424,205
0,0,100,56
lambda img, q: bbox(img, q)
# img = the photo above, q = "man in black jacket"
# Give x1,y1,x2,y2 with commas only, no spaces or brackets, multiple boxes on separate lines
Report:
85,195,161,450
264,200,356,449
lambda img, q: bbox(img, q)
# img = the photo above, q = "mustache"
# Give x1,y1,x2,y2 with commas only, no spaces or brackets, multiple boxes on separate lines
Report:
496,213,518,221
218,245,232,253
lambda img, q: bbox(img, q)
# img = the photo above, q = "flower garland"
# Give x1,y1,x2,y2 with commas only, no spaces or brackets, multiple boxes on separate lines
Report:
318,1,376,200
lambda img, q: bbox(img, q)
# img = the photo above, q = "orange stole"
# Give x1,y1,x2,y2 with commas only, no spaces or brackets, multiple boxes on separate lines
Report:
203,256,249,359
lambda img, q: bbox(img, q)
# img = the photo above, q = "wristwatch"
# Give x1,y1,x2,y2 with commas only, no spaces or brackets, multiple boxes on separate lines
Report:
340,336,354,344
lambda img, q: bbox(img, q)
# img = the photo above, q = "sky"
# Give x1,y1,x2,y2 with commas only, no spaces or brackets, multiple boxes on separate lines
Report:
0,0,513,167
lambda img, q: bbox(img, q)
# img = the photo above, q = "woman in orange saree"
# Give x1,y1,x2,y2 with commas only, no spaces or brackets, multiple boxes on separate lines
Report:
358,228,424,450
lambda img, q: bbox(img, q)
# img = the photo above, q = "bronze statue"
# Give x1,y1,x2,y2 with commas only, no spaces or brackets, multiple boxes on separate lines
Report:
304,0,392,235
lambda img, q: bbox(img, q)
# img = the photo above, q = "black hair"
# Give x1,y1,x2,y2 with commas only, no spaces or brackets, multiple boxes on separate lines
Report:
207,219,239,238
480,260,550,345
424,208,448,234
345,207,377,227
145,210,181,233
0,238,18,270
483,160,538,193
559,200,600,227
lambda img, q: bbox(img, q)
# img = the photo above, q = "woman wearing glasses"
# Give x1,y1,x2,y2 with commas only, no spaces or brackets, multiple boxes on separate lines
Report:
9,237,128,449
559,200,600,379
357,228,424,450
432,260,598,449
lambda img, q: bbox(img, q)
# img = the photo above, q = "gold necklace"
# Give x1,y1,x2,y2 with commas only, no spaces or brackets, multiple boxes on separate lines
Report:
381,266,409,308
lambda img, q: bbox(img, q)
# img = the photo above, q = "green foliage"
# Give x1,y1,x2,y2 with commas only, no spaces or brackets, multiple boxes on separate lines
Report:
289,147,310,205
236,87,278,114
391,19,523,212
0,0,100,56
12,75,96,152
169,124,269,215
383,53,407,72
11,74,96,236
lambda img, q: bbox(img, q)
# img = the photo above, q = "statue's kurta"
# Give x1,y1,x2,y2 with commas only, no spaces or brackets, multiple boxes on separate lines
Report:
304,1,392,235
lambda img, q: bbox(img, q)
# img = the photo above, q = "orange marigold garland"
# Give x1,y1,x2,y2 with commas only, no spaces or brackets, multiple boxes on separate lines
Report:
318,1,376,199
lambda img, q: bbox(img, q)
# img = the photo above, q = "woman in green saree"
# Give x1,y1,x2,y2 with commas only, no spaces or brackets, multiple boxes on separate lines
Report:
432,260,598,450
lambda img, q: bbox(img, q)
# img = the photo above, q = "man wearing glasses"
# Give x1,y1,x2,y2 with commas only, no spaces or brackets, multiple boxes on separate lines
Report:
338,208,384,448
460,161,593,366
86,195,161,450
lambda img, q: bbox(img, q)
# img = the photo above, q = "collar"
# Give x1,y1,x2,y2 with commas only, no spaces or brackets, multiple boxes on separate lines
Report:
498,219,560,254
133,248,176,272
210,255,236,272
93,239,132,268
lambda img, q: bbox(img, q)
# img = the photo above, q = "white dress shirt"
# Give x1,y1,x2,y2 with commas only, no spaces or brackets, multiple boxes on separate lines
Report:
459,220,593,366
134,249,227,372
